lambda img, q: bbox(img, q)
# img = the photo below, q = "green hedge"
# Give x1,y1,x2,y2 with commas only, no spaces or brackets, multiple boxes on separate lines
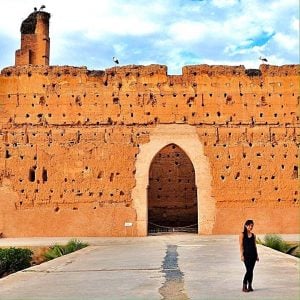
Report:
0,247,33,277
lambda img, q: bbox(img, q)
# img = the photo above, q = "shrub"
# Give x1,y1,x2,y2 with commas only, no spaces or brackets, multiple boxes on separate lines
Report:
260,235,300,258
286,244,299,255
44,239,88,261
0,247,33,277
293,247,300,258
256,236,263,245
64,239,88,254
43,245,66,261
263,234,289,252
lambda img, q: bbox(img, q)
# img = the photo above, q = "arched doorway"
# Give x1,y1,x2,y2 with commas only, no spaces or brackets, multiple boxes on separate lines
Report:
148,144,198,233
132,124,215,236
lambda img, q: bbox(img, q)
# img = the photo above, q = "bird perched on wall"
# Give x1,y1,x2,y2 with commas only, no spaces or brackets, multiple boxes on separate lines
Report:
113,57,119,65
34,7,37,12
39,5,46,11
259,56,268,63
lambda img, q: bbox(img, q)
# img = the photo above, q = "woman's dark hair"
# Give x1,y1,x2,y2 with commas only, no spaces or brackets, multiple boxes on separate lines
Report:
243,219,254,237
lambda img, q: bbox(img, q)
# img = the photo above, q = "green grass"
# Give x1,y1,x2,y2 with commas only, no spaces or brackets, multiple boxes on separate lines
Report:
264,234,289,252
44,239,88,261
258,234,299,258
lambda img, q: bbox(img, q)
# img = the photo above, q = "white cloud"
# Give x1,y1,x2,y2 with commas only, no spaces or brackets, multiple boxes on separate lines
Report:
273,33,299,52
168,21,207,43
51,0,161,39
211,0,239,8
291,17,299,32
113,43,127,57
0,0,298,73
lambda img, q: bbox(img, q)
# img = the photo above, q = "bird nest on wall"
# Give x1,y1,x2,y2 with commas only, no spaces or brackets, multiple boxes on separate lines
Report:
20,12,38,34
245,69,262,77
20,8,50,34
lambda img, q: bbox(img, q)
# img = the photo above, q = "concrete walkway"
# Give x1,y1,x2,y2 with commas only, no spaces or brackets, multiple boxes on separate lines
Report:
0,234,299,300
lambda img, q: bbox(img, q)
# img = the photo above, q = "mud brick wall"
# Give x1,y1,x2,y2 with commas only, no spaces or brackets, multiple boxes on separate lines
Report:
0,63,299,236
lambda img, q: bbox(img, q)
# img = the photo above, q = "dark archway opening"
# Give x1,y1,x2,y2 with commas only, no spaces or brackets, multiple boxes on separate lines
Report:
148,144,198,233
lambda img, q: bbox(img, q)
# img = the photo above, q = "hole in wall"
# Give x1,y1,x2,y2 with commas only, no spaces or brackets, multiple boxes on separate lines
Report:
234,172,240,180
110,173,114,182
293,166,298,179
5,150,11,158
29,168,35,182
42,168,48,183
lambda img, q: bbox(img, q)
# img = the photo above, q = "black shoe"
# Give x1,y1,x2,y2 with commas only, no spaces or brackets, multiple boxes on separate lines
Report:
242,284,249,292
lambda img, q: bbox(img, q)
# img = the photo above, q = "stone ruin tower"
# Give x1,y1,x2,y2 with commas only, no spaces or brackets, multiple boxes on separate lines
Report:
15,9,50,66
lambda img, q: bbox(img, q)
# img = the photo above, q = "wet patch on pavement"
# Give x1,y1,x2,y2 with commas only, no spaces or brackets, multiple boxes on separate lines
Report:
159,244,189,300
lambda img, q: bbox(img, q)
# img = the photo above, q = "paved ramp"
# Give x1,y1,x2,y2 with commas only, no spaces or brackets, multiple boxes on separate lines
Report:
0,234,299,299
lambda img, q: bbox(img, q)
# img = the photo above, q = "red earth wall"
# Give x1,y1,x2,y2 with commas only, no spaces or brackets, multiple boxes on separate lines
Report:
0,64,299,236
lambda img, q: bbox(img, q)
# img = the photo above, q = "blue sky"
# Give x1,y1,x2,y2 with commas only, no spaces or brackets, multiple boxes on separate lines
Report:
0,0,299,74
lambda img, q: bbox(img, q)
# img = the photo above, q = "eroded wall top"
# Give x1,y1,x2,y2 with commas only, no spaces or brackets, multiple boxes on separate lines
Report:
0,63,299,127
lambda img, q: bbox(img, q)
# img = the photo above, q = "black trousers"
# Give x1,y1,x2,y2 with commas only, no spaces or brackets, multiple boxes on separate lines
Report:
243,257,256,284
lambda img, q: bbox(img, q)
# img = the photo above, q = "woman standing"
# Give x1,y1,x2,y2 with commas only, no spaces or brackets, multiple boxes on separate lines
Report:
239,220,259,292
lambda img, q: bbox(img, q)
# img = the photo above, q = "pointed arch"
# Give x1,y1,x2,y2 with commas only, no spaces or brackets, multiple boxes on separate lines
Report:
148,143,198,230
132,124,215,235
